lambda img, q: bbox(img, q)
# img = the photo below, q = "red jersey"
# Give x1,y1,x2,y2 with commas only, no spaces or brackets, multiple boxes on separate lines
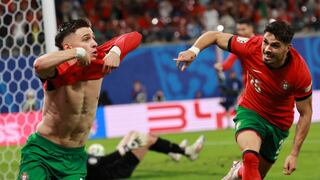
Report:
230,35,312,130
42,32,142,90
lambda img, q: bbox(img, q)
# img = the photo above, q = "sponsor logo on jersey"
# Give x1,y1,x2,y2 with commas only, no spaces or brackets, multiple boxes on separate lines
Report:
236,36,249,43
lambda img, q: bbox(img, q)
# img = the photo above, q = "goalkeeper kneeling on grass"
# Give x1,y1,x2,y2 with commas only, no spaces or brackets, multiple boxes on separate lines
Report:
86,131,205,179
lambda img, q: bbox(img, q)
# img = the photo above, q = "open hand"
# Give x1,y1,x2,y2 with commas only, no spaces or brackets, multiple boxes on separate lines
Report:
174,50,197,72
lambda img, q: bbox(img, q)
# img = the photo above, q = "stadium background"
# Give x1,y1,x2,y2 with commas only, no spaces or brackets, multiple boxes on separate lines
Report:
0,0,319,179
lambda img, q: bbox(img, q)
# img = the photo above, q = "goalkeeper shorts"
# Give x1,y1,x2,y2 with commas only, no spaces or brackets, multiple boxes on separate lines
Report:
233,106,289,163
17,133,87,180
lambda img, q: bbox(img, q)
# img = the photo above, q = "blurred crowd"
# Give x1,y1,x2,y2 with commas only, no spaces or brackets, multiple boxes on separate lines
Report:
55,0,320,44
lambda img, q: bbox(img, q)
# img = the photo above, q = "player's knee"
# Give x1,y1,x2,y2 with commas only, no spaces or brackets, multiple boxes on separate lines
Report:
129,130,137,136
146,134,158,146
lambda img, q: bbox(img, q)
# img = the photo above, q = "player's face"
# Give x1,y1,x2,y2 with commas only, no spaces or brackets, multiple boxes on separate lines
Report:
236,24,253,38
262,32,290,68
65,27,98,60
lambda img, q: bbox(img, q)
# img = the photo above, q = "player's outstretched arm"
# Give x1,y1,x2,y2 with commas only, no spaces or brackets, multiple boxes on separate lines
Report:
34,48,90,79
283,96,312,175
175,31,233,71
98,31,142,61
99,32,142,73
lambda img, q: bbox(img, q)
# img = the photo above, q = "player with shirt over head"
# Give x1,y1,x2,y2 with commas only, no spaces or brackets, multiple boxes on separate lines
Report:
175,21,313,180
17,18,142,179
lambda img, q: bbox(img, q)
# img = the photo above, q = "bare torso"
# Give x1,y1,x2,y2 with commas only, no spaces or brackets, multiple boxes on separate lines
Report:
37,78,103,148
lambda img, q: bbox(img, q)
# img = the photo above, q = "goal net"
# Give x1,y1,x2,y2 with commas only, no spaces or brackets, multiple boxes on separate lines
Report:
0,0,55,179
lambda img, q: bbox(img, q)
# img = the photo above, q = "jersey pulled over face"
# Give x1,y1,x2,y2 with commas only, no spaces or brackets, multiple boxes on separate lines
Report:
229,35,312,130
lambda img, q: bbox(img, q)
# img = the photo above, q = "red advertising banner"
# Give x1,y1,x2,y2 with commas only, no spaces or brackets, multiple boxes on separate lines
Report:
0,112,42,146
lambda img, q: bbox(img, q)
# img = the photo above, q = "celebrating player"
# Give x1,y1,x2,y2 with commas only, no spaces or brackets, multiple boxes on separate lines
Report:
175,21,313,180
17,18,142,179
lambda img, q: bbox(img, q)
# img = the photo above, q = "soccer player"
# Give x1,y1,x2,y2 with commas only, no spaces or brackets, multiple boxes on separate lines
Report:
175,21,312,180
17,18,142,179
214,18,255,84
86,131,205,179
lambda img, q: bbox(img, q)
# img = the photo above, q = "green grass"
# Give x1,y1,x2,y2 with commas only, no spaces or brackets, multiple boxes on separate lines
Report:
88,123,320,180
2,123,320,179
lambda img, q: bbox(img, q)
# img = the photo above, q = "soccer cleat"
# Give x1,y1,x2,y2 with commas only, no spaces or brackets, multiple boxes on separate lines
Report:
168,139,188,161
185,135,205,161
222,161,242,180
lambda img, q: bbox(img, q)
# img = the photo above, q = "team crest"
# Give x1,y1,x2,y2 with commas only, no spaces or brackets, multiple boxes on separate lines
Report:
236,37,249,43
20,172,28,180
281,81,289,90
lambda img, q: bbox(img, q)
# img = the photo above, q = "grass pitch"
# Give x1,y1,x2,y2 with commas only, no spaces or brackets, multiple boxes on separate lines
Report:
87,123,320,180
2,123,320,179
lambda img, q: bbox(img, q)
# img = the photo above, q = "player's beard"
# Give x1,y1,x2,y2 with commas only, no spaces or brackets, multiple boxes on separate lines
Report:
262,51,275,65
263,51,287,69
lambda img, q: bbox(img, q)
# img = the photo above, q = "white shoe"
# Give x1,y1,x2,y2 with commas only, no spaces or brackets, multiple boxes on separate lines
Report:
222,161,242,180
168,139,188,161
185,135,205,161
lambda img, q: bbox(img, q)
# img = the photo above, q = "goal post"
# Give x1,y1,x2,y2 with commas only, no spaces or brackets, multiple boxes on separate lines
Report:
0,0,57,179
41,0,57,52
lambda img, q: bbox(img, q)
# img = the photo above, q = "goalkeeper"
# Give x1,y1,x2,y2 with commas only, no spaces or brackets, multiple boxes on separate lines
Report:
86,131,205,179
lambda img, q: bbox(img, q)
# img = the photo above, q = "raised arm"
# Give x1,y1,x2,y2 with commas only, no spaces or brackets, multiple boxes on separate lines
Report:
283,96,312,175
97,32,142,73
34,48,90,79
193,31,233,51
175,31,233,71
97,31,142,60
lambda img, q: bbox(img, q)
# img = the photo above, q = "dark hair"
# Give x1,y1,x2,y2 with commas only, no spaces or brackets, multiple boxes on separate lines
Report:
237,18,253,26
55,18,91,49
264,21,294,44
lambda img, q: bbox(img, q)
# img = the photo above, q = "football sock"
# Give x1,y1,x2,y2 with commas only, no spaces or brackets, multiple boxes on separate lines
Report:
238,165,243,178
149,137,185,154
242,150,261,180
